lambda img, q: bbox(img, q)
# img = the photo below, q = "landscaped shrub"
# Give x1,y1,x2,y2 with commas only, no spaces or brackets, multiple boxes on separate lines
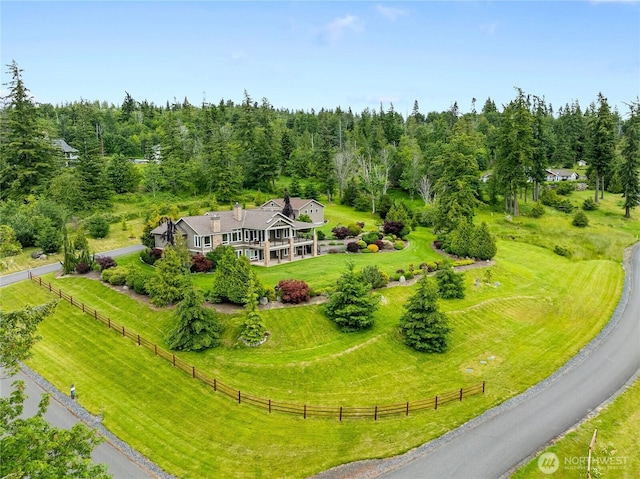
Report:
101,266,129,285
374,239,384,250
133,276,150,295
86,216,110,238
383,220,405,237
359,265,388,289
331,225,350,240
361,231,379,245
540,188,559,207
356,222,364,229
435,264,465,299
277,279,310,304
353,194,370,212
357,240,367,249
140,248,156,265
423,262,438,272
396,269,405,275
299,214,312,223
75,262,91,274
583,198,598,211
190,253,214,273
572,211,589,227
554,245,572,258
453,259,475,267
95,256,117,271
367,244,379,253
394,240,405,250
530,203,545,218
346,241,360,253
360,247,372,253
404,271,415,280
317,230,326,241
347,223,362,237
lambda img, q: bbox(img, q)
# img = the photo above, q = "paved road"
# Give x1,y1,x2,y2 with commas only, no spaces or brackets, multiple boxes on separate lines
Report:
0,244,146,287
317,243,640,479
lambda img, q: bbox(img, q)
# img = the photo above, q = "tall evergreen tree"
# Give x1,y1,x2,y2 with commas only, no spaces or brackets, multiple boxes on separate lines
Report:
620,101,640,218
495,88,533,215
399,275,450,353
588,93,615,203
239,277,267,345
0,61,59,200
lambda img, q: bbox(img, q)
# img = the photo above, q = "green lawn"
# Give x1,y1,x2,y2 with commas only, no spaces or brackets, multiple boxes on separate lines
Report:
1,236,624,478
512,376,640,478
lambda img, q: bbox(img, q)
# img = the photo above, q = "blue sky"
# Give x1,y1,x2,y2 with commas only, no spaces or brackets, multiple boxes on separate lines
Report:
2,1,639,115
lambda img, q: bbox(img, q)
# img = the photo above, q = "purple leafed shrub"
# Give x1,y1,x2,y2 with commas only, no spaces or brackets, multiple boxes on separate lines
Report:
95,256,117,271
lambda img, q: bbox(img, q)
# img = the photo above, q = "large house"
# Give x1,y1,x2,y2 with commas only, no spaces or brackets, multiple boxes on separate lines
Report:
151,200,321,266
545,169,578,182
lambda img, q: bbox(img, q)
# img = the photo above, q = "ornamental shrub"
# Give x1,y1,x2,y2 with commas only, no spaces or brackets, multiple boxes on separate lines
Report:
394,240,405,250
367,244,379,253
101,266,129,285
357,240,367,249
374,239,385,250
331,225,350,240
75,262,91,274
359,265,388,289
540,188,559,207
277,279,310,304
95,256,117,271
554,245,572,257
190,253,214,273
557,182,574,196
347,223,362,237
435,263,465,299
346,241,360,253
361,231,379,245
317,230,326,241
383,220,404,237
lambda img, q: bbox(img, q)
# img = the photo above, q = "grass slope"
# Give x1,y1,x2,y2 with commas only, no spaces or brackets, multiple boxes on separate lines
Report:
1,237,624,478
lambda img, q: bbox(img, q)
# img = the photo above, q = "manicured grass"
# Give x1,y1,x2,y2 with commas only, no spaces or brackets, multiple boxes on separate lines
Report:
1,237,624,478
512,376,640,478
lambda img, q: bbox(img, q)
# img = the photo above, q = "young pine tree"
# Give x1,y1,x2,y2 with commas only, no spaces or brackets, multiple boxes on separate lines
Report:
435,261,466,299
324,261,379,332
239,278,267,345
167,287,221,351
399,275,451,353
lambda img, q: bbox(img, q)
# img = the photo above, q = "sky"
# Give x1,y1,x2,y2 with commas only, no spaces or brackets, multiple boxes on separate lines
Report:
1,1,639,116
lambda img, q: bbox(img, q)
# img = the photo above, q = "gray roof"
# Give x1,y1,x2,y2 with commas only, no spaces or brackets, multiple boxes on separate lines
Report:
52,139,78,153
262,197,325,210
151,208,311,236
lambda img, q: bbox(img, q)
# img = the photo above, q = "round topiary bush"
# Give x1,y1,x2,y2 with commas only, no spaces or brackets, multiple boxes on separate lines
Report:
367,244,379,253
394,240,405,250
346,242,360,253
357,240,367,249
572,211,589,227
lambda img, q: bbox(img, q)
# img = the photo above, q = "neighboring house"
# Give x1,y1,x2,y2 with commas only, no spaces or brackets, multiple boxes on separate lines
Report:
151,202,320,266
577,160,588,167
545,169,578,182
52,139,79,165
260,197,325,224
480,172,492,183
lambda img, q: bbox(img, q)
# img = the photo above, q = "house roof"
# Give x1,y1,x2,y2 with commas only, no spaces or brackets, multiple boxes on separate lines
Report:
52,139,78,153
546,169,577,177
261,197,325,210
151,208,312,237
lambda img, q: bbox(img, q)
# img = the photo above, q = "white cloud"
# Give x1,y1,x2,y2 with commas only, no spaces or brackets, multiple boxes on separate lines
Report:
375,4,406,21
321,14,364,43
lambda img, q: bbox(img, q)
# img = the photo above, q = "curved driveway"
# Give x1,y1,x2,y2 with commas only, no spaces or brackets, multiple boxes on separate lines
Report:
317,243,640,479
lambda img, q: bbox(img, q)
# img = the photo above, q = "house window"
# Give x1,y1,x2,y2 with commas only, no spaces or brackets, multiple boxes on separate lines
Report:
222,233,230,244
204,236,211,248
194,236,201,248
232,229,242,242
235,249,242,258
283,229,290,238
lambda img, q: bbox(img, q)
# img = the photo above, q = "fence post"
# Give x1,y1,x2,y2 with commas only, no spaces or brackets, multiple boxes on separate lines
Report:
459,388,463,401
406,402,409,416
82,303,85,313
213,379,217,391
304,405,307,419
482,381,486,394
268,399,271,413
340,406,343,421
70,296,73,305
374,406,378,421
172,355,176,367
137,335,141,346
435,396,438,410
108,318,111,328
122,326,125,337
154,344,157,355
238,391,241,404
192,366,196,378
39,276,42,286
48,283,51,292
94,310,97,320
59,289,62,299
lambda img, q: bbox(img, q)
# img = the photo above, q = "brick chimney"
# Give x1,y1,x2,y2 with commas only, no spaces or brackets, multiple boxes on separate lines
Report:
233,202,242,221
210,214,221,233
